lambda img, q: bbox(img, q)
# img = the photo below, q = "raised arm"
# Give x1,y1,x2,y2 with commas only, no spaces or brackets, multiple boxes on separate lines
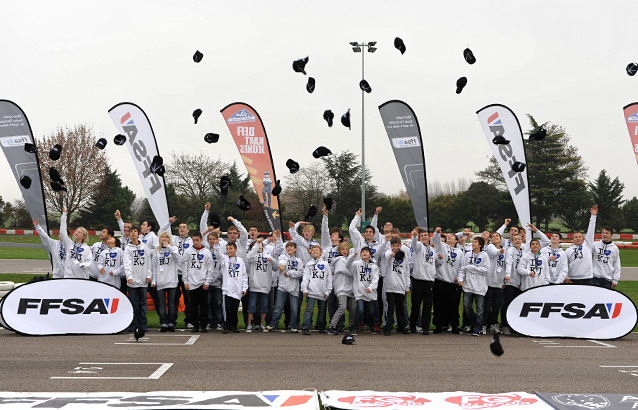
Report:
348,211,364,250
115,210,125,238
585,206,598,248
200,203,210,235
371,207,381,242
59,210,72,253
321,210,330,250
496,218,511,236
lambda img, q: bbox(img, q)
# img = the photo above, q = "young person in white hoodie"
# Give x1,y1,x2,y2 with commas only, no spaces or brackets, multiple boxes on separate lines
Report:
246,238,277,332
502,233,525,335
541,232,569,285
151,232,180,332
378,237,411,335
89,228,114,280
565,206,598,285
32,218,66,279
97,237,123,289
432,228,461,334
182,232,214,333
483,232,506,334
212,242,248,334
458,236,490,336
123,226,151,332
301,245,333,335
516,239,550,291
268,242,303,332
206,231,224,330
327,242,356,335
410,227,436,335
59,209,93,279
345,246,379,335
592,225,621,289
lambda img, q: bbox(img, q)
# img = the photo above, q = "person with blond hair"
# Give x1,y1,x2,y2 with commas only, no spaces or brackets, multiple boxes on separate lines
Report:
151,232,180,332
59,208,93,279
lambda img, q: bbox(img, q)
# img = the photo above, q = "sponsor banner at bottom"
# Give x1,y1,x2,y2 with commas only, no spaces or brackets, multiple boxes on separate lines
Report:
0,391,319,410
320,391,552,410
535,392,638,409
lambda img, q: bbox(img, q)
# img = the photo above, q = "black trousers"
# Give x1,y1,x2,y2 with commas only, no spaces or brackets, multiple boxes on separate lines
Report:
571,278,593,285
433,279,461,330
175,274,193,325
376,276,385,325
188,286,208,329
484,286,503,327
385,292,407,331
501,285,522,328
224,295,240,330
410,279,433,330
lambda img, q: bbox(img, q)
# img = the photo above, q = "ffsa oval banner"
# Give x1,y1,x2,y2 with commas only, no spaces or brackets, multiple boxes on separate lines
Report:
0,279,133,335
507,284,637,340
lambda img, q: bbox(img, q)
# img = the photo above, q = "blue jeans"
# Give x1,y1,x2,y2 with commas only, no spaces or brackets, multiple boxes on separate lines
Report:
207,286,223,327
593,277,613,288
463,292,485,329
270,290,299,330
157,287,177,326
127,286,148,329
354,299,376,330
302,296,327,330
248,291,269,313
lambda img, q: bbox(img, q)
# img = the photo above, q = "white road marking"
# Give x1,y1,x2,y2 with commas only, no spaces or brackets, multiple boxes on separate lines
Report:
534,339,617,348
50,362,173,380
600,365,638,377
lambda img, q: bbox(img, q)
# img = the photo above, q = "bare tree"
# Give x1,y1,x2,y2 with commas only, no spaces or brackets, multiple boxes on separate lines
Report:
280,162,330,219
37,124,108,220
166,152,230,200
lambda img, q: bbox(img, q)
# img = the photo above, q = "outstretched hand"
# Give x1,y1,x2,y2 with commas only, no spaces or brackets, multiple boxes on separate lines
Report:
205,202,211,211
591,205,598,215
355,208,362,217
32,218,39,227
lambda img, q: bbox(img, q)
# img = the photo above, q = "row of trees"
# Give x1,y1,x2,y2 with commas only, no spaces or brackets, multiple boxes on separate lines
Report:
1,118,637,234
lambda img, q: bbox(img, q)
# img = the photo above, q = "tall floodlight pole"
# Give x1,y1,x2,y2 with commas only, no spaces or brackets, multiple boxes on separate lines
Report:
349,41,376,221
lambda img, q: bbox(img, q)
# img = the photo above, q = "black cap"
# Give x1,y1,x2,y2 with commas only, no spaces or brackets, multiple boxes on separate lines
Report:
511,161,526,173
286,159,300,174
23,143,37,154
627,63,638,76
492,135,510,145
456,77,467,94
306,77,315,93
237,195,251,211
49,144,62,161
323,110,334,127
150,155,164,176
342,334,355,345
490,332,504,356
304,205,317,221
114,134,127,146
209,212,221,229
394,37,406,55
528,128,546,141
463,48,476,65
272,180,282,197
193,108,202,124
49,167,62,183
19,175,32,189
312,146,332,159
341,109,351,130
95,138,107,150
395,250,405,260
359,79,372,93
220,175,232,196
204,133,219,144
134,327,145,341
292,56,309,75
51,180,67,192
193,50,203,63
323,197,333,211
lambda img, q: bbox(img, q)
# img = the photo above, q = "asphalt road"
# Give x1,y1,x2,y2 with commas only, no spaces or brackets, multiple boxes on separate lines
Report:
0,328,635,393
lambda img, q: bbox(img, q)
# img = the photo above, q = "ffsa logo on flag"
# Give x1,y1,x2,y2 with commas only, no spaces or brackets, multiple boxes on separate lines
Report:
119,112,162,195
486,111,526,195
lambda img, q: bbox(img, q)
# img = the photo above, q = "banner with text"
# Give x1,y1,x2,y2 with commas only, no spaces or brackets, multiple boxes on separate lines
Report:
221,103,282,232
379,100,429,229
622,103,638,168
0,100,51,259
477,104,531,241
536,392,638,409
108,103,170,226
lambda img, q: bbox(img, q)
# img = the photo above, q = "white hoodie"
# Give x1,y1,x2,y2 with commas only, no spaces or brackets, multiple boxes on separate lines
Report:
516,251,550,291
345,256,379,302
60,212,92,279
151,245,180,290
123,242,151,288
348,214,382,263
458,250,490,296
484,244,506,288
565,214,597,280
592,240,621,284
90,242,109,279
289,223,321,265
213,248,248,300
181,246,214,290
330,255,354,298
35,224,66,278
504,246,525,288
277,253,304,295
247,244,276,294
432,231,461,284
301,258,333,300
97,247,124,288
378,242,411,294
541,245,569,284
410,235,436,282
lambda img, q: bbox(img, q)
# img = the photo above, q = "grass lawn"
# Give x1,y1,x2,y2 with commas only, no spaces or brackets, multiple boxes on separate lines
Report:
0,247,49,259
620,248,638,267
0,234,101,244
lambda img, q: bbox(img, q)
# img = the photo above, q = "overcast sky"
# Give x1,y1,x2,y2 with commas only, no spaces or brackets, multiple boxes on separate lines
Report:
2,0,637,216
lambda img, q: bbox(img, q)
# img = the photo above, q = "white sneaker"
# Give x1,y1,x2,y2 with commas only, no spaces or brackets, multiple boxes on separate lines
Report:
246,325,253,333
206,324,212,329
262,326,269,333
254,325,262,332
481,326,487,335
463,325,471,333
490,325,502,334
266,325,274,331
215,325,223,330
186,323,194,329
289,328,298,333
416,326,423,332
